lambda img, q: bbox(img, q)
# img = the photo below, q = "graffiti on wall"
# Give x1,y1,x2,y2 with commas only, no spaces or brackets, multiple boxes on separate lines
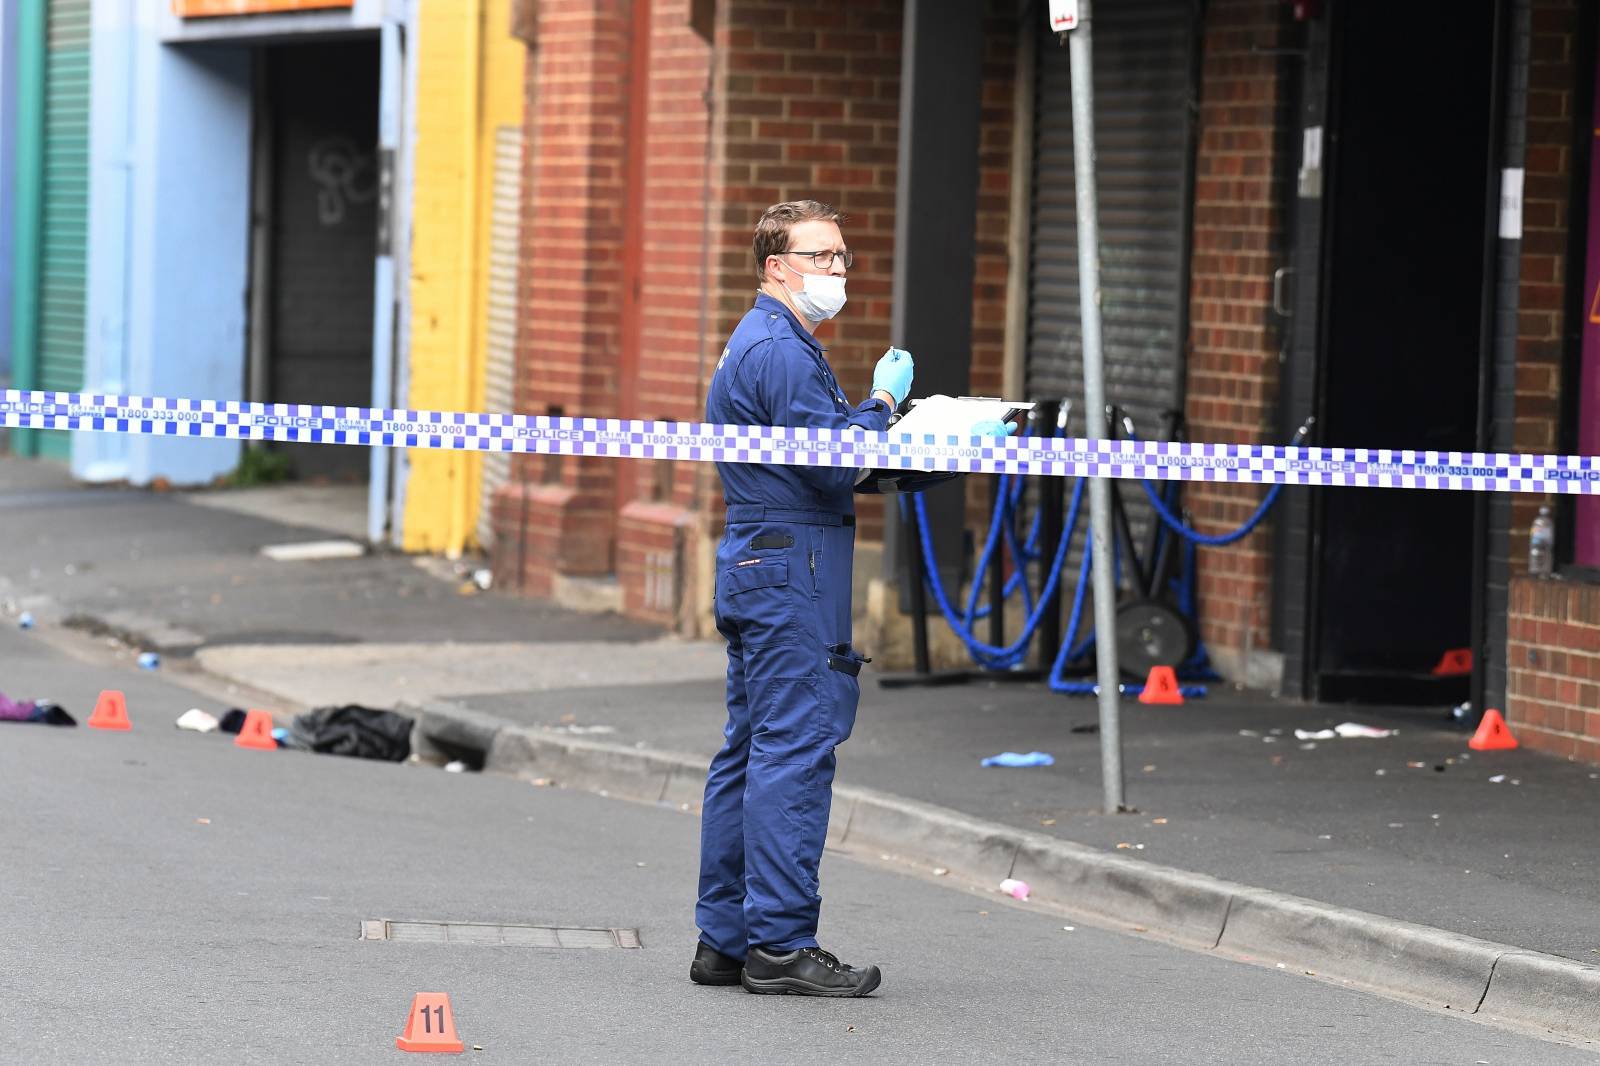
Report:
307,138,377,227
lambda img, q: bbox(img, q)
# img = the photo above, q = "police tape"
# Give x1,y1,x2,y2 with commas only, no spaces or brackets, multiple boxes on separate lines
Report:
3,389,1598,494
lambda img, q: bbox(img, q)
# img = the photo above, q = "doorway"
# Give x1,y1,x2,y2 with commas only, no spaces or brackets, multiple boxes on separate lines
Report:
248,39,379,482
1295,3,1497,702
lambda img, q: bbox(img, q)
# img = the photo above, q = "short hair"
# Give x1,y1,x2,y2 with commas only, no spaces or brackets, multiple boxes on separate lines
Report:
752,200,845,283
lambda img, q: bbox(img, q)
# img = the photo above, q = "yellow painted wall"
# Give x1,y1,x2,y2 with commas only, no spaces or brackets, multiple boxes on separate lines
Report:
403,0,524,554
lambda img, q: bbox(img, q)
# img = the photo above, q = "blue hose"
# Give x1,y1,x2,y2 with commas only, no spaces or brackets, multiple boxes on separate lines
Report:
1141,478,1282,547
911,427,1284,680
906,476,1085,670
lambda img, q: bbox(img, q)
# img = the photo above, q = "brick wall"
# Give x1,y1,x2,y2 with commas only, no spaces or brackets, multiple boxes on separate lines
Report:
1502,0,1600,760
493,0,633,592
1182,0,1291,663
616,0,716,623
703,0,908,547
1507,576,1600,759
1507,0,1577,572
499,0,1020,633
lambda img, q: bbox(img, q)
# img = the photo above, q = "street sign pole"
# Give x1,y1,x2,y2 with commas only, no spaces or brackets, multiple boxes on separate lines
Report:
1063,0,1126,814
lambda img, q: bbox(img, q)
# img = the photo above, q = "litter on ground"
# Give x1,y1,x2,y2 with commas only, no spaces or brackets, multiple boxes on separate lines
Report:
981,751,1054,768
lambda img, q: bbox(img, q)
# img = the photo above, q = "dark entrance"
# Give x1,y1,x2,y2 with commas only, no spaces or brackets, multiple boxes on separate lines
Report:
249,39,379,482
1300,3,1496,702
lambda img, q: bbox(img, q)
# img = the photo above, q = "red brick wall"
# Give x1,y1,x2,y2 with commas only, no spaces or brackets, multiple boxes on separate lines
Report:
705,0,1017,549
1183,0,1290,661
493,0,633,589
702,0,907,545
1502,0,1600,761
1507,577,1600,759
502,0,1020,628
613,0,715,622
1507,0,1577,573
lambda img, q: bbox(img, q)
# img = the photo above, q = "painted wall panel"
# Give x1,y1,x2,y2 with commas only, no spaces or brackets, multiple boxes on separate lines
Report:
36,0,91,459
0,0,18,382
80,0,251,484
403,0,523,553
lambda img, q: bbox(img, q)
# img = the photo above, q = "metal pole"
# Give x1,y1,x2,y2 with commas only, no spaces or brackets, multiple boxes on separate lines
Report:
368,17,403,545
988,473,1005,651
1066,1,1125,813
1036,400,1064,667
904,497,932,676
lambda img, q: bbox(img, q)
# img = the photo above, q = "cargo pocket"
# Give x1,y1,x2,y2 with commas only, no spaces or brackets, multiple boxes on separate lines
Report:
720,558,794,649
822,641,867,744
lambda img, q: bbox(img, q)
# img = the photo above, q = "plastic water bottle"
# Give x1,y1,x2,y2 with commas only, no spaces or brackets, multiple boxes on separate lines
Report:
1529,505,1555,577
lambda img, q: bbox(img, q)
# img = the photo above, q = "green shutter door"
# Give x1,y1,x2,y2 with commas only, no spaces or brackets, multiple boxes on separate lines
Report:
35,0,90,459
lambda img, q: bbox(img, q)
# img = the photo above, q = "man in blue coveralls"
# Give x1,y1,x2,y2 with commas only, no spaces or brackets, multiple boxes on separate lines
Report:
689,200,912,997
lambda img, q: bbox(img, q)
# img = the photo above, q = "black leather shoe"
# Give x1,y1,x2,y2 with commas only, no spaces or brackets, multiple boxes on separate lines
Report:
689,942,744,986
740,945,882,997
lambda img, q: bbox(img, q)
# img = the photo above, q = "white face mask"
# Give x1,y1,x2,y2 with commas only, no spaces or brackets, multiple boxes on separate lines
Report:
779,259,847,322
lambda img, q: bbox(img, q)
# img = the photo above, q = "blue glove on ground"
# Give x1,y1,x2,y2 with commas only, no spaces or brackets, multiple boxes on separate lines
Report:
970,419,1019,438
981,751,1055,768
871,347,915,407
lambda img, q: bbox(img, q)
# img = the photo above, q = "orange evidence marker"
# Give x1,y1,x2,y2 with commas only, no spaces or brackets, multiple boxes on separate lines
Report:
233,709,278,751
1468,708,1519,752
1137,666,1184,706
396,992,464,1054
1431,648,1473,676
87,690,132,731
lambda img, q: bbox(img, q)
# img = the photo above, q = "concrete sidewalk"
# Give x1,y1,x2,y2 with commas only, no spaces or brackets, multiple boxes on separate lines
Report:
6,455,1600,1042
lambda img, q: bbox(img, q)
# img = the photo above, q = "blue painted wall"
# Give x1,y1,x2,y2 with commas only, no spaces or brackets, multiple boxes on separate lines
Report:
78,3,250,484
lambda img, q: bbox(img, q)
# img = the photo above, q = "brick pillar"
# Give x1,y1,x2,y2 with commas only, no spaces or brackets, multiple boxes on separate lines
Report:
1504,0,1583,743
1183,0,1292,677
616,0,714,626
1506,0,1576,574
492,1,632,596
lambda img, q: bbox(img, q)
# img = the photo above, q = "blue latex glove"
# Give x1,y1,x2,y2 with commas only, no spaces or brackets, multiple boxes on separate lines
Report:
970,419,1019,439
981,751,1055,768
871,347,915,407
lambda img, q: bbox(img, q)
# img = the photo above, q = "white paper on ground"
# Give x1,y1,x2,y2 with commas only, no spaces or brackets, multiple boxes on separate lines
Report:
175,708,220,733
1334,722,1397,739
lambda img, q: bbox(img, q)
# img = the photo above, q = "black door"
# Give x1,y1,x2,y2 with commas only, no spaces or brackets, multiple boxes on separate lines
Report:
261,40,379,482
1309,2,1495,701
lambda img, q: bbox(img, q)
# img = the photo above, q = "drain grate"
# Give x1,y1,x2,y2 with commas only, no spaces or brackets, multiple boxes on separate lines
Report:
361,920,641,949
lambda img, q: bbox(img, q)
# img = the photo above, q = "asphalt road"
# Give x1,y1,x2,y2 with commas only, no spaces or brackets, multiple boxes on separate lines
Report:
2,628,1595,1064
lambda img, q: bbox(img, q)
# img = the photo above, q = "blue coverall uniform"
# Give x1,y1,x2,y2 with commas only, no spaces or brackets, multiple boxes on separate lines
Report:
697,293,892,957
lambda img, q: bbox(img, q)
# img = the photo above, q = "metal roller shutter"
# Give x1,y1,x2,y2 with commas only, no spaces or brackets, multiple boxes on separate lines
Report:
1025,1,1197,440
37,0,90,459
476,125,523,550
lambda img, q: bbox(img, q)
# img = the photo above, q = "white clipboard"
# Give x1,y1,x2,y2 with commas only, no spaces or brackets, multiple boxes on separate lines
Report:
854,395,1035,491
887,395,1035,437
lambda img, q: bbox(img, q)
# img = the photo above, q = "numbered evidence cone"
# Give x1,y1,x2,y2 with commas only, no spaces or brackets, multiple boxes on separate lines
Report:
233,709,278,751
1468,708,1519,752
396,992,464,1054
87,690,132,731
1431,647,1473,676
1137,666,1184,706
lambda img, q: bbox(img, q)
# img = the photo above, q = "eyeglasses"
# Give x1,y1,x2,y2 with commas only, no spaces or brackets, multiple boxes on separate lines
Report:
784,248,854,270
